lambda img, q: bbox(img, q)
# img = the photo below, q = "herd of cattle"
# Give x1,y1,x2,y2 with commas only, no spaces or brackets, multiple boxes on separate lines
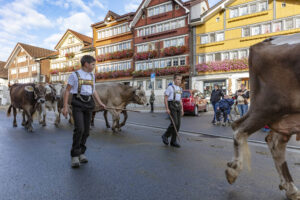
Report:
4,33,300,200
7,82,148,133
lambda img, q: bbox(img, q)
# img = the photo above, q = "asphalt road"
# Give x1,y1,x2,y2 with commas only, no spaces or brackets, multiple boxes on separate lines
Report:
1,110,300,200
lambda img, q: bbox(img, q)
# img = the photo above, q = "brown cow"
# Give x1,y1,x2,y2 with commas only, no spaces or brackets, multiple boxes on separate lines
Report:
7,83,46,132
225,33,300,200
92,83,147,132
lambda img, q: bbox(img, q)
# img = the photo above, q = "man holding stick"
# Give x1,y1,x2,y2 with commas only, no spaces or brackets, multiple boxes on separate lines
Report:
161,73,184,148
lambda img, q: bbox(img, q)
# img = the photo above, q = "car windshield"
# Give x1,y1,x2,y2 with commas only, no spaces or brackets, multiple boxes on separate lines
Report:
182,91,191,98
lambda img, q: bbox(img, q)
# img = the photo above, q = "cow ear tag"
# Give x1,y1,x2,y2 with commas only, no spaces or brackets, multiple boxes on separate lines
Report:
25,86,34,92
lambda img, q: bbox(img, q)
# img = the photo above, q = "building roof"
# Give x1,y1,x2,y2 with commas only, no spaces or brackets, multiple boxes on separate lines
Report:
130,0,193,28
91,11,135,27
19,43,55,59
4,43,55,69
54,29,93,50
0,61,8,79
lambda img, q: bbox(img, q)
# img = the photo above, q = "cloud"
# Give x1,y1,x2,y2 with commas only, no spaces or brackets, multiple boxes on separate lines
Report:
43,33,64,50
124,0,142,12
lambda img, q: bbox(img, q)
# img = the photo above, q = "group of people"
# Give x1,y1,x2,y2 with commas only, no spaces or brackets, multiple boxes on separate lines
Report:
210,84,250,126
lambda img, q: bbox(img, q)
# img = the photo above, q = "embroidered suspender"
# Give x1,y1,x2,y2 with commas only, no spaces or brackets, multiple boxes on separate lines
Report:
171,85,182,102
74,71,94,102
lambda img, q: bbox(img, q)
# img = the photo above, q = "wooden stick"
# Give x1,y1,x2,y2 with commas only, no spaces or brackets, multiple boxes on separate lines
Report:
104,106,141,113
167,112,181,142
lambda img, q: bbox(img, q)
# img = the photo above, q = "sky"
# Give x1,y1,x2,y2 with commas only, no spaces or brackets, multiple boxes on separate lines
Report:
0,0,220,61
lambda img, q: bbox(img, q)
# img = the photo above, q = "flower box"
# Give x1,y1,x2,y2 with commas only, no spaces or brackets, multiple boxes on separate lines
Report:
132,66,190,78
161,46,186,57
96,69,134,80
65,52,75,59
195,59,249,73
135,50,158,61
96,49,134,62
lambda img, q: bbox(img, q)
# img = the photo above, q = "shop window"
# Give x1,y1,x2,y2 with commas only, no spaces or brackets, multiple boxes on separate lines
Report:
273,21,282,32
180,57,186,66
285,19,293,30
156,79,163,90
146,80,153,90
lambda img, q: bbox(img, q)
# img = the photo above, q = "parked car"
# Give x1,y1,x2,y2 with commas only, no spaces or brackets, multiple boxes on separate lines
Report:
181,90,208,116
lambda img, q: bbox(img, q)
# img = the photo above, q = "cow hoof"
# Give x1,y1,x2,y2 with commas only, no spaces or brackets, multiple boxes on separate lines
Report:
91,123,94,127
225,167,239,185
21,122,26,126
286,191,300,200
42,123,46,127
13,124,17,128
27,127,33,132
54,122,59,127
106,125,111,129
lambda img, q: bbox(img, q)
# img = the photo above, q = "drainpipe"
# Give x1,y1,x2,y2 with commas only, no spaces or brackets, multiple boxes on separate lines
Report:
273,0,276,20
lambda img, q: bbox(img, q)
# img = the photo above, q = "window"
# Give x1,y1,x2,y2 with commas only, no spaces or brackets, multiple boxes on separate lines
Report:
11,69,17,74
17,56,26,63
206,55,213,62
19,67,28,73
239,6,248,16
285,19,293,30
175,5,179,10
242,27,250,37
148,9,153,17
250,4,257,13
201,35,209,44
296,18,300,28
32,65,37,71
166,79,173,88
137,81,143,88
230,8,238,18
261,23,271,34
216,32,224,41
215,53,221,61
216,17,220,22
230,51,238,60
173,58,178,66
258,2,267,11
251,26,260,36
222,52,229,60
282,2,286,8
239,50,248,59
166,59,171,67
273,21,282,32
198,56,205,64
209,33,215,43
156,79,163,90
146,80,153,90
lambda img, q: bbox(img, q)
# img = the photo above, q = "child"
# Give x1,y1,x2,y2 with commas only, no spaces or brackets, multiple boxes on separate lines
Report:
62,55,106,168
215,95,234,126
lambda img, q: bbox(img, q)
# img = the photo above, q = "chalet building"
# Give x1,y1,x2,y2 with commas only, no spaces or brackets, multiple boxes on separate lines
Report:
91,11,135,85
0,61,9,105
129,0,208,105
4,43,54,84
48,29,95,84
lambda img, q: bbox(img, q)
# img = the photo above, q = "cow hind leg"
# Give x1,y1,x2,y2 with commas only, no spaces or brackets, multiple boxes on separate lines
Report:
91,112,96,127
21,111,26,126
225,113,265,184
13,107,17,127
266,132,300,200
104,110,111,128
119,111,128,128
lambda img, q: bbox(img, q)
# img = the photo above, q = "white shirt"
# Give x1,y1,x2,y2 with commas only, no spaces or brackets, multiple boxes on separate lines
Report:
68,69,95,95
165,84,182,102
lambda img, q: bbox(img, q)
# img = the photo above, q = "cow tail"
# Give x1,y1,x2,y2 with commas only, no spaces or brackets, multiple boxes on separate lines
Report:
7,105,12,117
243,140,251,172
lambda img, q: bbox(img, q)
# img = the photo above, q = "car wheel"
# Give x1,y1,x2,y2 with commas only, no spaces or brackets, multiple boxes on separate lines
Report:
204,104,208,112
194,106,198,116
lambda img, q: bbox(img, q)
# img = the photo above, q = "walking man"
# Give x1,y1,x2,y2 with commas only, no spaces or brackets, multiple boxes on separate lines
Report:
161,73,183,148
210,84,224,124
149,90,155,113
62,55,106,168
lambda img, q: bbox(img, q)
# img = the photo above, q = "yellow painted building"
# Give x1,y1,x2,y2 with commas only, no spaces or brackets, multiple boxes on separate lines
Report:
190,0,300,97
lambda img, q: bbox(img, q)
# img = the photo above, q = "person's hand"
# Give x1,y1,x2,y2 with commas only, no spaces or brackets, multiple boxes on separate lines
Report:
101,103,107,110
62,106,68,118
166,109,171,115
181,109,184,116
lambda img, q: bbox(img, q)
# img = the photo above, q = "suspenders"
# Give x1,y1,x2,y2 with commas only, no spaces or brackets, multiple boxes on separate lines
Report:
171,85,182,102
74,71,94,102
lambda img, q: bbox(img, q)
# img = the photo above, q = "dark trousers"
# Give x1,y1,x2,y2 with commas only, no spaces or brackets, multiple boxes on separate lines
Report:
150,103,154,112
216,108,228,123
71,99,93,157
212,102,217,122
163,101,181,143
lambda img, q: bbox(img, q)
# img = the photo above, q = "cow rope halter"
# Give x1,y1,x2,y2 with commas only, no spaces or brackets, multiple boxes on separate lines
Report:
75,71,94,103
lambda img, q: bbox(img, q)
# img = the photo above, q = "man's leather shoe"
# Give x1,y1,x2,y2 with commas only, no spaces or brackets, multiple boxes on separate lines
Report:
161,135,169,145
170,142,181,148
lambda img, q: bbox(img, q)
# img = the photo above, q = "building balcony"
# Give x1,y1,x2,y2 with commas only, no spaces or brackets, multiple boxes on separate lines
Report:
50,65,81,75
132,65,190,78
96,68,133,80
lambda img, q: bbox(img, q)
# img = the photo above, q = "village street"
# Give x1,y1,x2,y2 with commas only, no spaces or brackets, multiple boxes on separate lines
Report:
1,110,300,200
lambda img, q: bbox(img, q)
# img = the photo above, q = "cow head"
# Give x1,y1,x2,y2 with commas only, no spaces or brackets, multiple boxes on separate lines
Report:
44,84,57,102
24,84,46,103
132,85,148,105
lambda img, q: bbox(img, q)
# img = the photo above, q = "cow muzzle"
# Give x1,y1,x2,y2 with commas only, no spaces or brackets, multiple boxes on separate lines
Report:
38,98,45,104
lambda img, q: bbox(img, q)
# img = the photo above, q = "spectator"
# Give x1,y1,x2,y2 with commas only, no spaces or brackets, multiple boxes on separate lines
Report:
235,84,250,117
215,95,234,126
210,84,224,124
149,90,155,113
